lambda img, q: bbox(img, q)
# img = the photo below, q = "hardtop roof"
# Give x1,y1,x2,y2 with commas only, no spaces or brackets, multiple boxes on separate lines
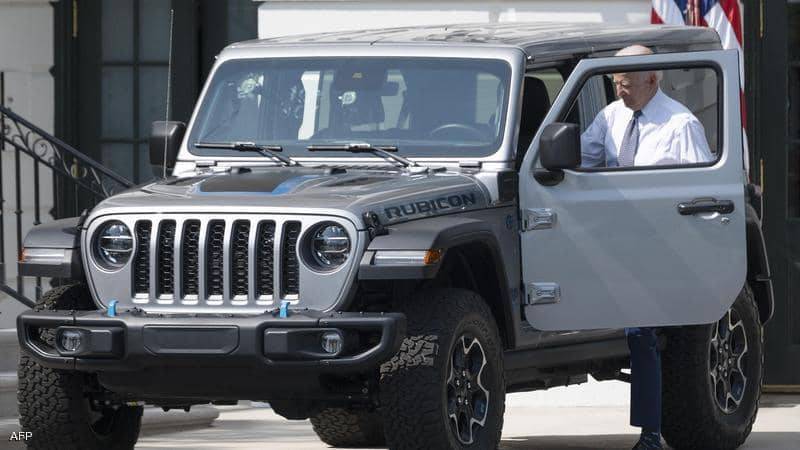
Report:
229,22,722,58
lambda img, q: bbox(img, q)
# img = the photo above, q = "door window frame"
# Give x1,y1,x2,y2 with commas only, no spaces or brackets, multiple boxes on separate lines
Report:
523,56,728,174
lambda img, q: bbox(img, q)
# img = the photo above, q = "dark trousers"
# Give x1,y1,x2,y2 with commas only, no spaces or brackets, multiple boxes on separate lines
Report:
626,327,661,432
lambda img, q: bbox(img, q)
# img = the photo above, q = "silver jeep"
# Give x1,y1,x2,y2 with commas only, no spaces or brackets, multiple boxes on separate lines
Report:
16,22,772,450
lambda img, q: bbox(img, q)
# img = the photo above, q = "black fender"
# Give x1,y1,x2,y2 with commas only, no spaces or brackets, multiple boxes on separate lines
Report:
745,203,774,324
359,214,515,347
18,217,83,279
359,215,502,281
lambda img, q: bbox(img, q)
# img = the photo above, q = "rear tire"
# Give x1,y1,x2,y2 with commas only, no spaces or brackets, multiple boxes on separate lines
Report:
662,285,763,450
17,284,143,450
310,408,385,447
379,288,505,450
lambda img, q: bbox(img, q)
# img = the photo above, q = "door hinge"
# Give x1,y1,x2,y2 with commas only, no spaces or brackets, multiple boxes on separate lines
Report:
525,282,561,305
522,208,556,231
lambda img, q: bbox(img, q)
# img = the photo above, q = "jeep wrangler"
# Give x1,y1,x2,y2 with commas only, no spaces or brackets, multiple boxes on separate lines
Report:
16,23,773,450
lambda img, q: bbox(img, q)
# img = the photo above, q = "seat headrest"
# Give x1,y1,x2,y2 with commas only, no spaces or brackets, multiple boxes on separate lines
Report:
521,77,551,129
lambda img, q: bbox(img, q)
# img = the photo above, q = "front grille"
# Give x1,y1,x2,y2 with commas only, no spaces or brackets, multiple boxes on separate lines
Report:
157,221,176,296
182,220,201,296
133,222,152,295
281,222,301,297
255,221,275,298
230,221,250,298
130,217,305,307
206,220,225,298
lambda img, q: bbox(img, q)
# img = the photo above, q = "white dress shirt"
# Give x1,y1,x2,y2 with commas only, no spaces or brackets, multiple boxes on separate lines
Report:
580,89,713,167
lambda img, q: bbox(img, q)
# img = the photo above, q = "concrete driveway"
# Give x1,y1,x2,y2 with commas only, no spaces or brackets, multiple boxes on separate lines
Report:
131,395,799,450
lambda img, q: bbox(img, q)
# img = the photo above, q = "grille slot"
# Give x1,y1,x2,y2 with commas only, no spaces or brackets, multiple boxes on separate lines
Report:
281,221,301,296
206,220,226,298
181,220,201,296
255,221,275,298
230,220,250,298
133,221,152,294
157,221,177,296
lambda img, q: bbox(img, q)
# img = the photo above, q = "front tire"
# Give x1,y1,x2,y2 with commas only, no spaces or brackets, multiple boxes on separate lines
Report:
17,284,143,450
662,285,763,450
310,408,385,447
379,288,505,450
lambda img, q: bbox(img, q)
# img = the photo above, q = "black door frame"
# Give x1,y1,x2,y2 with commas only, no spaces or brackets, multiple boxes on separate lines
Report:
53,0,200,217
744,0,800,388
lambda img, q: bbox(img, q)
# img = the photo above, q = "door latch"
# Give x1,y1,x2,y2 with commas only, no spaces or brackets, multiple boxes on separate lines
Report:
522,208,557,231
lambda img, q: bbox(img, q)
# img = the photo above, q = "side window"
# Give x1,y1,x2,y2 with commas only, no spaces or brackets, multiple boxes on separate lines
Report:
570,66,719,169
518,68,565,163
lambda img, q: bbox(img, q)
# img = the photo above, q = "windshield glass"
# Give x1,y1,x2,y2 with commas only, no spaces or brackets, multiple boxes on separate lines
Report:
188,57,511,159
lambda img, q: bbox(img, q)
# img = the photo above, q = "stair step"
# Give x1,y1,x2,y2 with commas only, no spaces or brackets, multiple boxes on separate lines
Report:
0,329,19,374
0,372,17,417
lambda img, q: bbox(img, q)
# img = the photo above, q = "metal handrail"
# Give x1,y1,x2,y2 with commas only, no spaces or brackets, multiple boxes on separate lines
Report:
0,105,134,197
0,72,134,305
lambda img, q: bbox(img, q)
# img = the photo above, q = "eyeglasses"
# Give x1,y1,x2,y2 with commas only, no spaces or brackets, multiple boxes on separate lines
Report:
611,80,640,89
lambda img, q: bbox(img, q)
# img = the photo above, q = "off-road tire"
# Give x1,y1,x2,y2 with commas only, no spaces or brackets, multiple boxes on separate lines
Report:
17,284,143,450
661,285,763,450
310,408,385,447
379,288,505,450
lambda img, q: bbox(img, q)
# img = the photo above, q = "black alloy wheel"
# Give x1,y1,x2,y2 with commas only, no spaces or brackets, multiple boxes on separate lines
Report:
709,307,749,414
447,334,491,446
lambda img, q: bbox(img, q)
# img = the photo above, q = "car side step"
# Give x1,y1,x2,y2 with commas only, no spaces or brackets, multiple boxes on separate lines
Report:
504,338,629,372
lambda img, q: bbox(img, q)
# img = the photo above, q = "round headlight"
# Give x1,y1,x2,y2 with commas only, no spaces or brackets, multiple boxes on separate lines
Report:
309,223,351,270
93,221,133,271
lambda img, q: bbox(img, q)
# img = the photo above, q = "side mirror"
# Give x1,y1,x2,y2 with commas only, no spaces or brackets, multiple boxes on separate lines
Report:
149,121,186,171
539,122,581,170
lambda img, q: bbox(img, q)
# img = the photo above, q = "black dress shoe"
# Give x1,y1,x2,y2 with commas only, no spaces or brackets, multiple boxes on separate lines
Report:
631,435,663,450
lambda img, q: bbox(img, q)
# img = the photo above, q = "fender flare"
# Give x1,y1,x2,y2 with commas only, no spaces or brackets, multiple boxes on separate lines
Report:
18,217,83,279
359,214,515,347
359,215,504,281
745,203,774,324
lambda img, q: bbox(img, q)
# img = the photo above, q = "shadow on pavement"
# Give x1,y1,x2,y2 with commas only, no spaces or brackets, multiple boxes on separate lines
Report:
500,432,800,450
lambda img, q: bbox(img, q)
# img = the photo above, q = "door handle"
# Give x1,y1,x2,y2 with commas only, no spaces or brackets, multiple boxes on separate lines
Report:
677,198,735,216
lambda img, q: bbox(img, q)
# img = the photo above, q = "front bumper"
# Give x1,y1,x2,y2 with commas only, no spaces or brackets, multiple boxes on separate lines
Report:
17,309,405,374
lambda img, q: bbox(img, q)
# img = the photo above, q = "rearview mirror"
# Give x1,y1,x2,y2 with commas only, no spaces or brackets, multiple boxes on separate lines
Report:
149,121,186,172
539,122,581,170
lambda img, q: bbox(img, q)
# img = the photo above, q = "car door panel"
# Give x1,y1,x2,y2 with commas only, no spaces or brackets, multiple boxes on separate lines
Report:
518,50,746,331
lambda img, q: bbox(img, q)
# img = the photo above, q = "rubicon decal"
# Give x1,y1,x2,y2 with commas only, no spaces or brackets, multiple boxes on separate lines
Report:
383,192,482,220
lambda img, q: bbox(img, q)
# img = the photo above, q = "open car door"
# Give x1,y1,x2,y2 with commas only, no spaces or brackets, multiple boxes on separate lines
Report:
518,50,746,331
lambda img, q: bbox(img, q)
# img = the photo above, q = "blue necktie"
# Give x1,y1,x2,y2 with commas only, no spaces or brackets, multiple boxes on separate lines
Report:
617,110,642,167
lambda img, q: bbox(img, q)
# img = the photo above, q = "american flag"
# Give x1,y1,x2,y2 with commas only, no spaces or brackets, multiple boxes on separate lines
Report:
651,0,748,171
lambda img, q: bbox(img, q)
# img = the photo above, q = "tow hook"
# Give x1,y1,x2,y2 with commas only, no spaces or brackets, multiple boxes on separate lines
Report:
279,300,291,318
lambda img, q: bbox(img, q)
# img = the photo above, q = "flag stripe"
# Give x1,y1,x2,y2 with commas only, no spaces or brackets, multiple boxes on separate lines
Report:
652,0,685,25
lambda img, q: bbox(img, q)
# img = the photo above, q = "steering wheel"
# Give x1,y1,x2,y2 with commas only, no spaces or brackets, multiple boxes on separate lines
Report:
428,123,486,140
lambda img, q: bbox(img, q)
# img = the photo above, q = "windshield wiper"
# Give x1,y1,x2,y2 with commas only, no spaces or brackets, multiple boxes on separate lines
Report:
307,143,418,168
195,141,300,166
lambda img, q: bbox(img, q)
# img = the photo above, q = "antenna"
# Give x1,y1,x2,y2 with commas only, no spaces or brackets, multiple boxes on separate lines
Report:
162,8,175,179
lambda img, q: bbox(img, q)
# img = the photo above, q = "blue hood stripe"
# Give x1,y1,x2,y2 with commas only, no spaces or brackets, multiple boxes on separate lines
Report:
269,175,321,195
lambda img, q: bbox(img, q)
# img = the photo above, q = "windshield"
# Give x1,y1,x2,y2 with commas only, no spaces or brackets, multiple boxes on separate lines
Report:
188,57,512,159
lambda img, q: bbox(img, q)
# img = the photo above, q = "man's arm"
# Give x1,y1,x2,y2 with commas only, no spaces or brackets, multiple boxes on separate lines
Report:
673,117,714,164
580,110,609,167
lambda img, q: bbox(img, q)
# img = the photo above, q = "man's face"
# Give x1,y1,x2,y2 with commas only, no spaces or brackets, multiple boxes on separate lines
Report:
613,72,654,111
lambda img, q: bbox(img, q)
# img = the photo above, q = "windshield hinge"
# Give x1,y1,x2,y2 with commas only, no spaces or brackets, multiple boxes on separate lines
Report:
195,160,217,168
194,160,232,175
459,161,482,170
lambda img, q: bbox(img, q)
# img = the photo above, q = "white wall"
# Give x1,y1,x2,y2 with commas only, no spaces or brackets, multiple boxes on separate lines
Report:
0,0,54,304
258,0,651,39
